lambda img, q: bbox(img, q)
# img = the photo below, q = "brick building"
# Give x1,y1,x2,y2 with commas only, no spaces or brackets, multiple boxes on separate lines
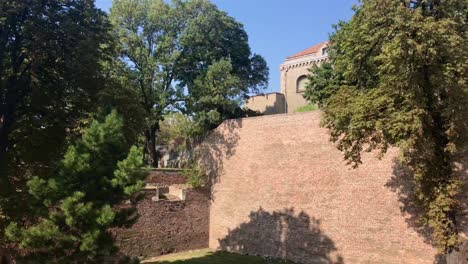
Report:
246,42,329,114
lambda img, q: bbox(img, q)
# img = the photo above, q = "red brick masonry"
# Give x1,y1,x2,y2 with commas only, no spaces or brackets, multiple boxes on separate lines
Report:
200,111,448,264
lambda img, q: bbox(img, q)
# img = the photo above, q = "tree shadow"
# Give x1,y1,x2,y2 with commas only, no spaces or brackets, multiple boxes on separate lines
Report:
385,159,434,243
385,153,468,264
197,118,242,188
218,208,344,264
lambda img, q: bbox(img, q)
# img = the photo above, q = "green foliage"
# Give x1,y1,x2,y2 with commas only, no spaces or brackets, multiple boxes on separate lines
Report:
99,59,148,147
113,146,147,196
6,111,146,263
188,58,246,131
305,62,343,107
109,0,269,166
0,0,112,166
159,113,199,151
294,104,318,113
306,0,467,253
0,0,113,255
182,165,207,188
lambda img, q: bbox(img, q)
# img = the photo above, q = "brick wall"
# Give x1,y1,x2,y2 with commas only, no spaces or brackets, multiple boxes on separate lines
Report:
199,111,453,264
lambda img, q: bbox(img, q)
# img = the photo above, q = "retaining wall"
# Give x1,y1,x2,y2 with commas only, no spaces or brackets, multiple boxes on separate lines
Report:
199,111,452,264
112,170,210,259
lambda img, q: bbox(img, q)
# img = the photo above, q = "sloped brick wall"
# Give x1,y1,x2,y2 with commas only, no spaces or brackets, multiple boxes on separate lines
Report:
200,111,450,264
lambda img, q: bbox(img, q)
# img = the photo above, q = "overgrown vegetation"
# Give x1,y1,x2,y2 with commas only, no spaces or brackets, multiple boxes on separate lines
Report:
182,164,207,188
159,113,199,152
2,0,465,261
6,111,146,263
0,0,268,262
0,0,117,261
305,0,467,253
294,104,318,113
109,0,269,167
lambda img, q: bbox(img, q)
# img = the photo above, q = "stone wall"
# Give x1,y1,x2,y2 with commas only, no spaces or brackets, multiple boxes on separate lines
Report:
280,44,328,114
112,170,210,259
245,92,286,115
447,240,468,264
199,111,452,264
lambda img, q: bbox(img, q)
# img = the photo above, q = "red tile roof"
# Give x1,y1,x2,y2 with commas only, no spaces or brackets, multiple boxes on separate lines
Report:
286,41,329,60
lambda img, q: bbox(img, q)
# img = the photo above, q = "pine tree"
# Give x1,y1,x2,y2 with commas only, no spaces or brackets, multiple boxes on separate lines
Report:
306,0,467,253
6,111,146,263
0,0,113,255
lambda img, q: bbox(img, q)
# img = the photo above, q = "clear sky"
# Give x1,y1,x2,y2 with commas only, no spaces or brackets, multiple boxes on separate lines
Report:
95,0,357,93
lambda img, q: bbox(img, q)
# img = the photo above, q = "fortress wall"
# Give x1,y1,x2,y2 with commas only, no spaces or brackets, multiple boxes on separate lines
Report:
245,92,286,115
200,111,444,264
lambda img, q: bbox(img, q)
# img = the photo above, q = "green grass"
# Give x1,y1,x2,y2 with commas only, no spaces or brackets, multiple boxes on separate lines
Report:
294,104,318,113
144,249,294,264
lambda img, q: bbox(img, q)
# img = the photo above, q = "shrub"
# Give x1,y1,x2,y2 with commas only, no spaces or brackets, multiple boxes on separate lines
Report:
182,165,207,188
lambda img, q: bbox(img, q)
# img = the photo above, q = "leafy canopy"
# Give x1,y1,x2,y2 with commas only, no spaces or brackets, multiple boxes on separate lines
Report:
109,0,269,166
306,0,467,253
0,0,113,255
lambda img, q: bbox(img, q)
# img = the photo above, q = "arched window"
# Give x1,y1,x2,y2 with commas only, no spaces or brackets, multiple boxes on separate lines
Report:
322,47,329,56
296,75,308,93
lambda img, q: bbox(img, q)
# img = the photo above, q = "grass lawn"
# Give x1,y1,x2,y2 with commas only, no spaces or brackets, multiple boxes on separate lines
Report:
144,249,294,264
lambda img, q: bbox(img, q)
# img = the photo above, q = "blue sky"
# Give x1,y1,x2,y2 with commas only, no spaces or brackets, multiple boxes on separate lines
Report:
95,0,357,93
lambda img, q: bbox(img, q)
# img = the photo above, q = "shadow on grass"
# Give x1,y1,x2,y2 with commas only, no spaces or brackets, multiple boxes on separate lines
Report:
153,250,294,264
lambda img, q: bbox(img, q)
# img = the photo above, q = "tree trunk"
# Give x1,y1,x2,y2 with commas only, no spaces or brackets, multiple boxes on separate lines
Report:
145,123,159,168
0,113,12,167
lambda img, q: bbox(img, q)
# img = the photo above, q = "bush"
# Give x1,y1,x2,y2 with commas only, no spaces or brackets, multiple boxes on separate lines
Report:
182,165,207,188
6,111,146,263
159,112,202,151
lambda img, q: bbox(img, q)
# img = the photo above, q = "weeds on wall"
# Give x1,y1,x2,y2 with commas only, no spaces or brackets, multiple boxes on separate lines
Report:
182,164,207,188
294,104,318,113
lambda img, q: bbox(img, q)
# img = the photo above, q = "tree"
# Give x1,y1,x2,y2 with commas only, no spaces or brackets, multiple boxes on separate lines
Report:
158,112,196,150
304,62,343,108
6,111,146,263
187,58,245,131
0,0,112,256
109,0,268,167
306,0,467,253
0,0,112,166
99,59,148,147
